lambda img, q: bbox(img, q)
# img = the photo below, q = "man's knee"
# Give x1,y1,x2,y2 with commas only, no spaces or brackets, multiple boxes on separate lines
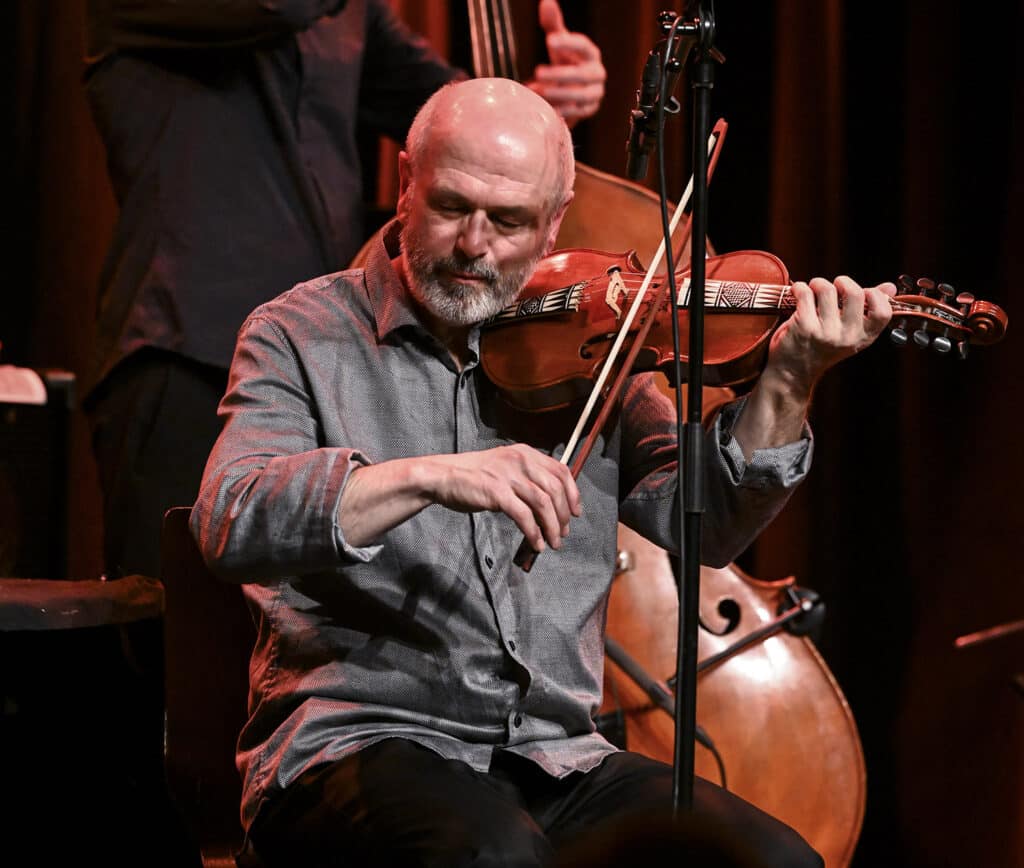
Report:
553,809,822,868
410,812,551,868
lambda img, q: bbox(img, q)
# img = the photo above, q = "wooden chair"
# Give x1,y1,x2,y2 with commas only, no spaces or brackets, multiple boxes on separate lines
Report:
161,506,256,868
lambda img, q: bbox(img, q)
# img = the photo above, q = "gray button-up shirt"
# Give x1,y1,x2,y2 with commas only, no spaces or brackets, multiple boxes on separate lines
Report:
191,223,812,830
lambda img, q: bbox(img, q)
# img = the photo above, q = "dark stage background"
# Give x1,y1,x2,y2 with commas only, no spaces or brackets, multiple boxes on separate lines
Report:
6,1,1023,865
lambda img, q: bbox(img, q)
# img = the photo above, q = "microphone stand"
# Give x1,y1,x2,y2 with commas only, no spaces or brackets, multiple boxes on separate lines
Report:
620,1,724,816
666,2,722,814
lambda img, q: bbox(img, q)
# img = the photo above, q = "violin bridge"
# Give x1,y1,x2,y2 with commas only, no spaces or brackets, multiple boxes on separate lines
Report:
605,268,628,319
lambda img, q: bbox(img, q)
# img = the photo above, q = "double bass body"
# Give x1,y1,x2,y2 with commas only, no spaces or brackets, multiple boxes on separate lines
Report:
603,523,867,868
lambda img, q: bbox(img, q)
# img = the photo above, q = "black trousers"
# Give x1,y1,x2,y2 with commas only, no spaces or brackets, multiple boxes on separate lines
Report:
249,740,823,868
86,348,228,579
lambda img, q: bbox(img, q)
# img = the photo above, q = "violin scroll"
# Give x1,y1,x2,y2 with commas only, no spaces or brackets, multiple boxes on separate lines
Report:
889,275,1008,358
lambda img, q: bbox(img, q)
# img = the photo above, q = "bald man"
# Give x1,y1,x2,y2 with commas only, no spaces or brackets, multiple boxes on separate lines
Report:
192,79,893,867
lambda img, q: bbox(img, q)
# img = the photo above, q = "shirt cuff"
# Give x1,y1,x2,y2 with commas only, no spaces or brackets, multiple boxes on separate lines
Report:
716,398,813,489
331,450,385,563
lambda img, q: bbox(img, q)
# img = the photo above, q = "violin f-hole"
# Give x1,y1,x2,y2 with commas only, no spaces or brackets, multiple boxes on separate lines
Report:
580,332,621,360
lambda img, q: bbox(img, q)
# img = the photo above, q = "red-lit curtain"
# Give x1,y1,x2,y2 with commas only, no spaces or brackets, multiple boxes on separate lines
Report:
8,3,1024,865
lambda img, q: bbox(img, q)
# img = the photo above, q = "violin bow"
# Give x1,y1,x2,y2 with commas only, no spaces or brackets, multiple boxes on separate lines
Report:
515,118,728,569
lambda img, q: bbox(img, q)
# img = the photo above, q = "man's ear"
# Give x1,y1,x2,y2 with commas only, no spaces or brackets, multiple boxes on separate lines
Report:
396,151,412,221
544,192,574,254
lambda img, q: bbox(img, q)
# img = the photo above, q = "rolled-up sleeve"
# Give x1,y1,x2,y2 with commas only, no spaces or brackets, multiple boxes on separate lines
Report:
618,377,812,567
190,312,381,582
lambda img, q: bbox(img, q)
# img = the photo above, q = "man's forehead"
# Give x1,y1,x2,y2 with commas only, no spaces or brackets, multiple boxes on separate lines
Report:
416,126,557,196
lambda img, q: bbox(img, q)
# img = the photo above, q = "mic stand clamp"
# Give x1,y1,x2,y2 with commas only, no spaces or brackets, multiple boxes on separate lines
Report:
625,11,710,183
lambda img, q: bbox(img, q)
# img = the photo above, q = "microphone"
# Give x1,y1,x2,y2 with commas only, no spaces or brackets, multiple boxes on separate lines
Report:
625,49,662,181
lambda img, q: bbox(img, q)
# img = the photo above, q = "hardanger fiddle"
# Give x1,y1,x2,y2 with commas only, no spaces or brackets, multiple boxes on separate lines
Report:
480,248,1008,413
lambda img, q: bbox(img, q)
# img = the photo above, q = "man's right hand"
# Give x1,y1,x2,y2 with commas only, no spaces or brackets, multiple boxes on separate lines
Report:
339,445,581,553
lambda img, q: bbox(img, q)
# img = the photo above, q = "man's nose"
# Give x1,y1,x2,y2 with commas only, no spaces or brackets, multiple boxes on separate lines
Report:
455,211,490,259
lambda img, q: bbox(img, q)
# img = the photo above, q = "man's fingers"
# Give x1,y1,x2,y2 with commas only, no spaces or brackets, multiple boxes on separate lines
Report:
530,4,605,124
502,494,548,553
545,31,602,64
808,276,841,329
538,0,567,35
532,69,602,92
863,283,896,335
472,445,578,552
528,74,605,122
506,475,571,551
532,36,602,73
832,276,866,332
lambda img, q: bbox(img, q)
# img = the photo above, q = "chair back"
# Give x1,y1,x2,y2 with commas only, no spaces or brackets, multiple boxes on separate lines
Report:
162,506,255,867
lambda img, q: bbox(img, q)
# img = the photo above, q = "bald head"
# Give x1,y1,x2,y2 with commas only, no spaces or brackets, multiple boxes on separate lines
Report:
395,79,575,334
405,78,575,216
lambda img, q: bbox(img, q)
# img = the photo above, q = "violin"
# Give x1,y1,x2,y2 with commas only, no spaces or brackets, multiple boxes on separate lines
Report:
480,247,1008,413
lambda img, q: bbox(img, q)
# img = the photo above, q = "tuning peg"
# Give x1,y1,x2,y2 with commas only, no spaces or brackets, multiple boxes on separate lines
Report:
897,274,916,294
912,326,932,349
937,283,955,305
890,322,909,346
956,291,975,309
932,329,953,354
915,277,936,296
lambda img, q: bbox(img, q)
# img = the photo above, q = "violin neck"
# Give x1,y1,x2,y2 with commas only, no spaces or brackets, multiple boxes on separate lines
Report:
467,0,520,80
489,278,795,326
676,278,797,312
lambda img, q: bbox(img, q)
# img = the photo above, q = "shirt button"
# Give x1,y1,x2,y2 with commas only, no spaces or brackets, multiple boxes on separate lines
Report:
508,639,516,651
513,713,523,727
484,555,494,568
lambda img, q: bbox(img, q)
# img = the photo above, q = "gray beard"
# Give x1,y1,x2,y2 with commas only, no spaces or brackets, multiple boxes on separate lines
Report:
401,227,540,327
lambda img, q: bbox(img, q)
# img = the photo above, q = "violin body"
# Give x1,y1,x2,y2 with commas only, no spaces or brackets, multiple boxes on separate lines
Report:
481,249,791,411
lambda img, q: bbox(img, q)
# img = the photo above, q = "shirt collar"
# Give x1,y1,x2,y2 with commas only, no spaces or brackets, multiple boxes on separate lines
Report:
365,219,482,361
365,219,422,341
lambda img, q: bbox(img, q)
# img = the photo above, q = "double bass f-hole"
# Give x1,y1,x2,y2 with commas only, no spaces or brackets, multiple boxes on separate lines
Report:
612,551,826,688
675,583,825,682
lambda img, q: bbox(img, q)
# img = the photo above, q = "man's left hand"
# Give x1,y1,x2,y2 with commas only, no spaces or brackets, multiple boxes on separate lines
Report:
731,275,896,460
528,0,606,125
763,275,897,397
